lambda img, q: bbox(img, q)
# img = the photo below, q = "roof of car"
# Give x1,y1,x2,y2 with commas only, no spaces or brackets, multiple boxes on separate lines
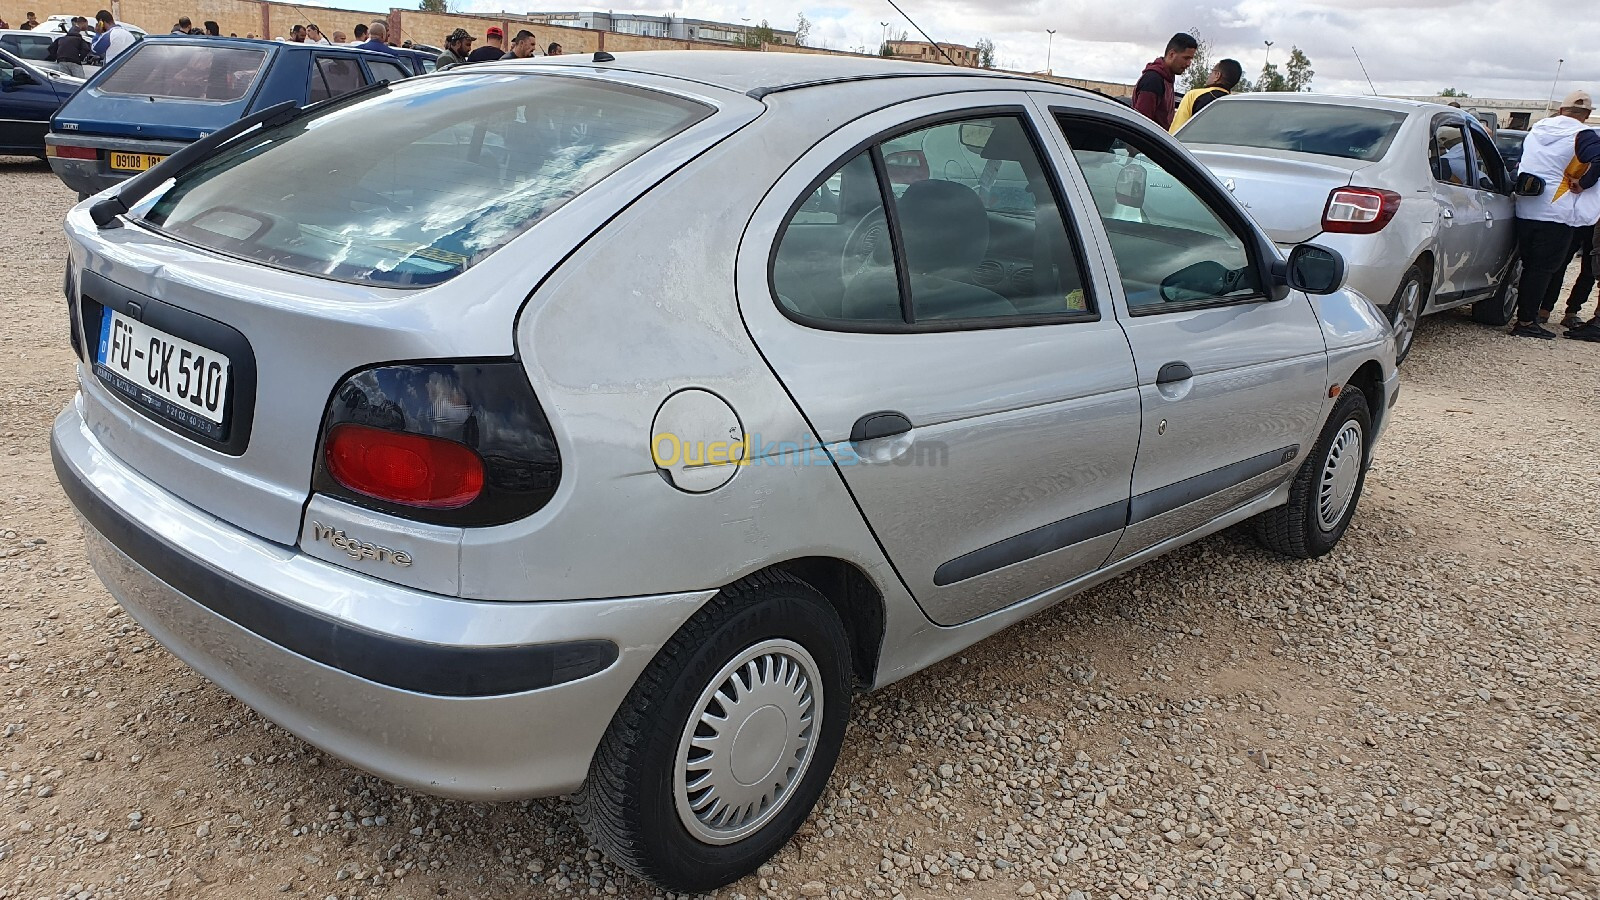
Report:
133,34,415,59
486,50,1042,98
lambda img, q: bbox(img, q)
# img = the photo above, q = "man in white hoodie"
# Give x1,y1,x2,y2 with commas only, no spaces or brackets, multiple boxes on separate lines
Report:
1510,91,1600,339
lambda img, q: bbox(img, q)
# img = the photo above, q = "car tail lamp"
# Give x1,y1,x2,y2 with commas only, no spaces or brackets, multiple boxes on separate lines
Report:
325,424,484,509
313,361,561,526
1322,187,1401,234
46,144,97,161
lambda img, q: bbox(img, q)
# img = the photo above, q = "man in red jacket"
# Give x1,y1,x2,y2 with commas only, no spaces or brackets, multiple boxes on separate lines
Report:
1132,33,1199,131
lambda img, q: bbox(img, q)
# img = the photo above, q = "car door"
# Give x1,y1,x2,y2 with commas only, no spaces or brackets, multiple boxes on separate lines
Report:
1463,123,1517,298
737,94,1142,627
1043,104,1330,564
1428,115,1485,301
0,53,60,153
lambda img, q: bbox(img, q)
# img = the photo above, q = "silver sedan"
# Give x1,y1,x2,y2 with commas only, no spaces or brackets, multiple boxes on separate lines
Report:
1179,93,1520,362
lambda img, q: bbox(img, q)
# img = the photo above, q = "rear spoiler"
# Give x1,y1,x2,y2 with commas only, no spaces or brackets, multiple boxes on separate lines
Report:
89,80,392,229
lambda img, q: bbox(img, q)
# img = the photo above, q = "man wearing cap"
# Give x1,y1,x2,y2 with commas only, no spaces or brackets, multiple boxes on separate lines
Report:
467,26,506,62
1508,90,1600,339
437,28,473,68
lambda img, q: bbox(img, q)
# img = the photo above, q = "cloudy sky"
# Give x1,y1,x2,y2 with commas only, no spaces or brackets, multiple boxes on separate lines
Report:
330,0,1594,100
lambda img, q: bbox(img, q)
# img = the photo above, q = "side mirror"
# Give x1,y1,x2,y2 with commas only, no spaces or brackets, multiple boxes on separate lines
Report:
9,67,35,86
959,121,994,155
882,149,928,186
1115,161,1147,209
1286,243,1346,295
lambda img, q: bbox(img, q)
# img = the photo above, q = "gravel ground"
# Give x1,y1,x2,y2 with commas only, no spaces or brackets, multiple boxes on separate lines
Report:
2,155,1600,900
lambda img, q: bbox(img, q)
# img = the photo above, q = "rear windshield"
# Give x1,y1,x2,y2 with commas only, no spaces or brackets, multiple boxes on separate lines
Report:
99,43,267,102
143,73,711,286
1179,99,1407,162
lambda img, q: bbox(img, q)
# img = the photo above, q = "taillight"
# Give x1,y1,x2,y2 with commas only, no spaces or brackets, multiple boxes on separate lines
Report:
313,361,561,526
1322,187,1401,234
47,144,97,160
325,423,484,509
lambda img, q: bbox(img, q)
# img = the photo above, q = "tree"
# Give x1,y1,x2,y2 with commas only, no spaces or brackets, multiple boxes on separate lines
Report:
794,12,810,47
739,19,775,48
1180,26,1213,93
879,41,894,57
417,0,446,11
975,37,996,69
1440,86,1470,98
1258,61,1288,92
1284,46,1314,92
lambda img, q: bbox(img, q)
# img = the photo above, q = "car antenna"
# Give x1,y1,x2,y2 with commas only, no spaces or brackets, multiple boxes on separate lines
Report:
1352,46,1378,96
881,0,961,68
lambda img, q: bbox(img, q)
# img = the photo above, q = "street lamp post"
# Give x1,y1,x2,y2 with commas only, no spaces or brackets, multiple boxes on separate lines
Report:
1549,58,1565,107
880,21,889,55
1045,29,1055,76
1263,39,1274,69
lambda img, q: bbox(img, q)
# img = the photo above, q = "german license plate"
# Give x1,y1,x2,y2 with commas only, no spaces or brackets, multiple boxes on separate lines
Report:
108,152,166,173
95,309,230,438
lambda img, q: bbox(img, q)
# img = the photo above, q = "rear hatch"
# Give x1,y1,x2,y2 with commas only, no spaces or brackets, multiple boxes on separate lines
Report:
1178,97,1404,243
64,67,750,553
52,40,273,143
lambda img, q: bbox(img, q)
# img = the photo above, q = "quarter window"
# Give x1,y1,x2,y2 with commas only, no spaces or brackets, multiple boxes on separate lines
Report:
771,114,1092,327
1058,117,1260,311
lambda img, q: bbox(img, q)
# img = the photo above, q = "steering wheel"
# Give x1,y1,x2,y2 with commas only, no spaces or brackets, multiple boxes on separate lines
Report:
840,208,890,282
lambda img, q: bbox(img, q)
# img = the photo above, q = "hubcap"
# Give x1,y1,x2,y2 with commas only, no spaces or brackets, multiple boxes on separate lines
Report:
1393,280,1421,356
674,639,823,845
1318,420,1364,531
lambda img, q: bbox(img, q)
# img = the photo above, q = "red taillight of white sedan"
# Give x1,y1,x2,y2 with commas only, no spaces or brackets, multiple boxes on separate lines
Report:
1323,187,1402,234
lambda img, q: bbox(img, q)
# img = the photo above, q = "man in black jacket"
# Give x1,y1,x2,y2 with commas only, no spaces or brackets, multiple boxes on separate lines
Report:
47,18,91,77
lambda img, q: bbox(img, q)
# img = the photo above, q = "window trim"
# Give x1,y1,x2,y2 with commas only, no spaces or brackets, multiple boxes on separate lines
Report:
767,104,1104,335
1048,105,1287,317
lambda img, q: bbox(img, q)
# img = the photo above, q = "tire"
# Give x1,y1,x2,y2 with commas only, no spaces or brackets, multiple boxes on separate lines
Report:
1253,389,1373,559
1473,252,1522,326
1383,264,1427,364
575,570,852,894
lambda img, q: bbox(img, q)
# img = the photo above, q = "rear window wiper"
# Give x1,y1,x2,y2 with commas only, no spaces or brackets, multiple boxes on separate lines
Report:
90,80,394,230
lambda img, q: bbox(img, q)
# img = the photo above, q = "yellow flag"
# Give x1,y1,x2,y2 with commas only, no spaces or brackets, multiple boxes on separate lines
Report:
1553,156,1591,202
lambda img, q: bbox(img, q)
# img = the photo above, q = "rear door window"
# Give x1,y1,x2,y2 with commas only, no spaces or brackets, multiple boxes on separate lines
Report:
364,59,409,84
310,54,366,103
1431,122,1469,185
143,74,711,286
97,43,267,102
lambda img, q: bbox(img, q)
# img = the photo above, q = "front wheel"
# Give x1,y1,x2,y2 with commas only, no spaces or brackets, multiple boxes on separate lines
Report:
1253,389,1373,559
1383,264,1427,364
576,571,852,894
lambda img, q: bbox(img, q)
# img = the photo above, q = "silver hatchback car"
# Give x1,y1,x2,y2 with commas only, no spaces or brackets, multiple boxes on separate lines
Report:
52,52,1398,892
1179,94,1520,362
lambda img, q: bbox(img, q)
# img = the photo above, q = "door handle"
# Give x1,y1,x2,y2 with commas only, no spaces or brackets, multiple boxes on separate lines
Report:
850,411,913,443
1156,362,1193,385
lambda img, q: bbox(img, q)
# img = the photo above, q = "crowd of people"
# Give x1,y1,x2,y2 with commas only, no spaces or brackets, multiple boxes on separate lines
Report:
1125,31,1600,343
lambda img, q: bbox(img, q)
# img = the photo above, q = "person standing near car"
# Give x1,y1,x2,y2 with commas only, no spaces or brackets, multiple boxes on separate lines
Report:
355,21,395,55
171,16,191,34
465,26,505,62
1170,58,1241,133
436,28,473,68
20,11,39,30
1509,91,1600,339
1132,33,1197,131
306,24,330,45
505,29,538,59
90,10,135,62
47,18,91,77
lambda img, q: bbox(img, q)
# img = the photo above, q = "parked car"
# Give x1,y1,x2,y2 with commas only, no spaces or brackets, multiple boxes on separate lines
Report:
0,45,84,156
1494,127,1528,176
0,28,101,77
52,52,1398,894
36,14,148,38
45,36,416,197
1179,94,1519,361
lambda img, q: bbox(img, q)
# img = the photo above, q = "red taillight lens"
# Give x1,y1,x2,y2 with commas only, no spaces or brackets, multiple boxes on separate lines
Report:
46,144,97,160
324,423,484,510
1322,187,1401,234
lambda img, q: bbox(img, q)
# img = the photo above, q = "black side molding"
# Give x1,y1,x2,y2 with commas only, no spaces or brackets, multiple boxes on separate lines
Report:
934,500,1126,586
53,438,616,697
1129,445,1299,525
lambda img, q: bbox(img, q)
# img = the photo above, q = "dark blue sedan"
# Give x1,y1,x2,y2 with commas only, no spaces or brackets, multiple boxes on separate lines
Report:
46,36,416,196
0,45,85,157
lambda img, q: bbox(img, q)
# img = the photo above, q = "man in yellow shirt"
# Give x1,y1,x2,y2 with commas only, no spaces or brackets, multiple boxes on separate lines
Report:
1170,59,1242,133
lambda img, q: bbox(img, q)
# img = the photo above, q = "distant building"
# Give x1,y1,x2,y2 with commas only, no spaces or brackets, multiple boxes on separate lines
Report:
883,40,980,67
1391,96,1554,130
523,10,796,46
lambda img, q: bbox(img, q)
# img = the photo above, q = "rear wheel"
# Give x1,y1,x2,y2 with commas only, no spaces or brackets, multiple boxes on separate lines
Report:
1383,264,1427,364
576,570,852,894
1473,253,1522,326
1253,389,1372,559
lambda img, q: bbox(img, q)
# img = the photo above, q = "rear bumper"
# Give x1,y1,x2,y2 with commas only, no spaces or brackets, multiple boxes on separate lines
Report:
46,133,188,197
51,398,711,800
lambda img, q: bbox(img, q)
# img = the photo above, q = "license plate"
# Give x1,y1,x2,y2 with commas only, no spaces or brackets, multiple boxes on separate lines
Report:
95,309,230,437
108,152,166,173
